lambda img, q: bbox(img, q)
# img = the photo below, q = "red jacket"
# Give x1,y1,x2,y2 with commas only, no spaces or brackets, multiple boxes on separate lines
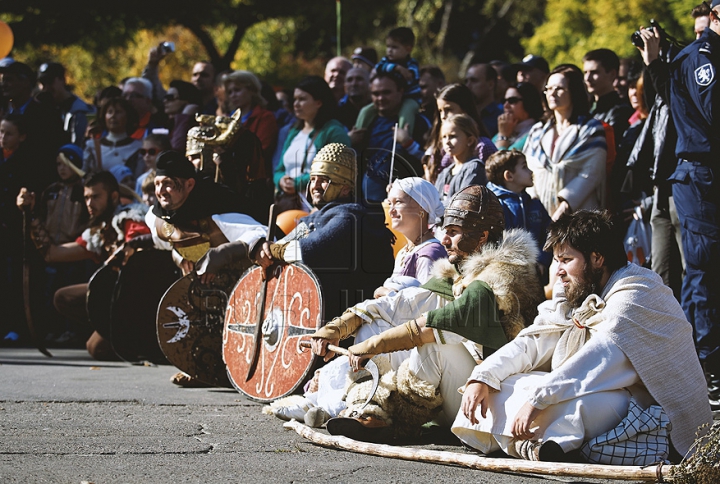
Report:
243,105,278,166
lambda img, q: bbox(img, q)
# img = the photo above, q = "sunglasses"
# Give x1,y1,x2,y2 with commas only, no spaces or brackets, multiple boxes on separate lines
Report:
503,96,523,104
163,94,179,102
139,148,159,156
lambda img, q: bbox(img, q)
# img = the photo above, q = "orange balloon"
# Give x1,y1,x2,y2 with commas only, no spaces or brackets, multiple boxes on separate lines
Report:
0,21,13,59
276,209,309,235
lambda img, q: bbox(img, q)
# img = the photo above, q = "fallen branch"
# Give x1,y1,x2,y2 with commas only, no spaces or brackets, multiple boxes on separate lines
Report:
283,420,670,481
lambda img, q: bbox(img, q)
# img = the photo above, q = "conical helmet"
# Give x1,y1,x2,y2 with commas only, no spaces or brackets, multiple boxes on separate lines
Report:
443,185,505,249
309,143,357,202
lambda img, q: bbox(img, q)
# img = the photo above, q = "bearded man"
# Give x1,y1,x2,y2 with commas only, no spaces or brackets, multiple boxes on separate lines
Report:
300,185,543,439
18,171,150,360
452,210,712,463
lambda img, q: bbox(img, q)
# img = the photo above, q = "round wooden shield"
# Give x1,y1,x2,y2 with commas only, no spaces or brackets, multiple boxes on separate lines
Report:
223,263,323,402
86,264,120,341
110,250,181,363
157,262,249,387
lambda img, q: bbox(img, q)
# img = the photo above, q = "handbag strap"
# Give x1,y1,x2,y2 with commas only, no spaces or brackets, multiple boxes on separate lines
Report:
300,129,320,173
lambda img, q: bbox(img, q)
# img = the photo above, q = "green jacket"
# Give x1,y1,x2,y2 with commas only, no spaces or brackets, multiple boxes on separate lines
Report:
273,119,351,192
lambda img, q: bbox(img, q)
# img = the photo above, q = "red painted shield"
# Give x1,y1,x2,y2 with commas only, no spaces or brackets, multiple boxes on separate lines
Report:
224,263,323,402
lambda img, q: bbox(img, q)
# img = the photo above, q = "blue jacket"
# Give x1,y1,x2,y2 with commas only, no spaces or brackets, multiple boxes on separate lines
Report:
487,182,552,269
669,27,719,163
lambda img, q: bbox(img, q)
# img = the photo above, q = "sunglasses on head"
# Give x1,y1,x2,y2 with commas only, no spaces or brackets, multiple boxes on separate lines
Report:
503,96,523,104
139,148,159,156
163,94,179,102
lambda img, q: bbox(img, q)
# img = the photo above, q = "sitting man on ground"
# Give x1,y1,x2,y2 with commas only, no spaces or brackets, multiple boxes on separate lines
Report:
452,210,712,462
302,185,544,439
18,171,150,360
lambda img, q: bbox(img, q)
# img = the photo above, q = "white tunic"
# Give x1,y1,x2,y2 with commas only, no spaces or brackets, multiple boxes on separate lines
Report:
451,326,652,455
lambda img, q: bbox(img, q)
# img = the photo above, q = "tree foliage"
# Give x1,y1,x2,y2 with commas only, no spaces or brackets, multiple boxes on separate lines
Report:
524,0,696,69
1,0,707,103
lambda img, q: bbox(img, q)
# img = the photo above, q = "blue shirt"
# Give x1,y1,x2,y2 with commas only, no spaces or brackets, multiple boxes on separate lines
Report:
487,181,552,269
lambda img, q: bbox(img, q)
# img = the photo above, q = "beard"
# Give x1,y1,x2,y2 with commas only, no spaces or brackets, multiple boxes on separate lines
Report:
88,197,114,226
565,262,605,309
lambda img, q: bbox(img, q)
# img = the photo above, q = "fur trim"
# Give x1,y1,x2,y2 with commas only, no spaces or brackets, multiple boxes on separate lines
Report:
263,394,308,415
430,257,457,281
81,225,107,255
111,203,149,242
343,360,397,424
460,229,543,339
395,359,443,410
384,360,444,439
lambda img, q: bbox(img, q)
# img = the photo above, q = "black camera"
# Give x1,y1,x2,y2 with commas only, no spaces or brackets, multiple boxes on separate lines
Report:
631,19,684,50
631,19,661,48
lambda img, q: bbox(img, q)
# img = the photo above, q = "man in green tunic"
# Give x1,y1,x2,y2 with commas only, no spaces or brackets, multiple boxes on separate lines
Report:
309,185,544,442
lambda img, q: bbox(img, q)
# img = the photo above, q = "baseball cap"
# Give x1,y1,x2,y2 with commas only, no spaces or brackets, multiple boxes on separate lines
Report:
351,47,378,69
0,61,36,83
711,0,719,8
109,164,134,184
58,144,84,169
515,55,550,74
38,62,66,83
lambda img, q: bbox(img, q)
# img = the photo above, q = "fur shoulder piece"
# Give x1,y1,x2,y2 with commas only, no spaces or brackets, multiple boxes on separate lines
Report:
429,257,457,281
112,203,149,242
459,229,544,340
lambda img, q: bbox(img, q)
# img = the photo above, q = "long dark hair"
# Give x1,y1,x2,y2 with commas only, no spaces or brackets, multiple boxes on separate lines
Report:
545,209,627,274
426,83,490,153
292,75,337,131
546,64,590,123
513,82,544,122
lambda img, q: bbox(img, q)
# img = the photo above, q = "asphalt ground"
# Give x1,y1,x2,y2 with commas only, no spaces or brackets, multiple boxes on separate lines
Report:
1,347,640,483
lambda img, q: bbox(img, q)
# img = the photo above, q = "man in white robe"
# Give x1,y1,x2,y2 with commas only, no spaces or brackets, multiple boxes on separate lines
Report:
453,210,712,461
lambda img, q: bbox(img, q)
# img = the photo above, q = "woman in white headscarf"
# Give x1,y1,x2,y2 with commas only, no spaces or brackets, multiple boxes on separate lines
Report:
374,177,447,298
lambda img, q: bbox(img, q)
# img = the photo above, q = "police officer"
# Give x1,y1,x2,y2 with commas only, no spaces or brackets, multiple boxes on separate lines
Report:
665,0,720,400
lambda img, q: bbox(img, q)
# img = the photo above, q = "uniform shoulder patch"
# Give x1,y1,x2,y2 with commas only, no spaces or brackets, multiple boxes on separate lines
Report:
695,63,715,86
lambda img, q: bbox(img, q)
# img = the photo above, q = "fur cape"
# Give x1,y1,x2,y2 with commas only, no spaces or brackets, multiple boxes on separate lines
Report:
430,228,544,340
82,203,149,255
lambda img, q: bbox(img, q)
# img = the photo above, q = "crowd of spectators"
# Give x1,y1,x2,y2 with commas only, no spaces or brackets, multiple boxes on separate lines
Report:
0,4,718,411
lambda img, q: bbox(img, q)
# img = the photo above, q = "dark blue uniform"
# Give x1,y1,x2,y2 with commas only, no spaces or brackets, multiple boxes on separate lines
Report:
668,27,720,372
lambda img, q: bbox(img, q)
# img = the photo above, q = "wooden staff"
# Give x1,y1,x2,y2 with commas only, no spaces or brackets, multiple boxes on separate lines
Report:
283,420,668,482
93,136,102,171
388,122,398,186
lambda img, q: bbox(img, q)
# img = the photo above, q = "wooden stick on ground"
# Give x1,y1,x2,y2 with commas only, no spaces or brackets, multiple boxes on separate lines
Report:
283,420,670,482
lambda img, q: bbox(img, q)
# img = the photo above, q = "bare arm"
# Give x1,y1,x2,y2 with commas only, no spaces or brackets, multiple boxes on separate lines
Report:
45,242,93,264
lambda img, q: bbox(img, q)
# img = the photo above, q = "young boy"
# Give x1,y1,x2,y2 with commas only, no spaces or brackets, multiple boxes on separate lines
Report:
485,149,552,277
355,27,421,133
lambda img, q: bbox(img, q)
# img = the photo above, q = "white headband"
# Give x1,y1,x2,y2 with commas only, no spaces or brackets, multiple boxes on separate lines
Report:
392,177,445,224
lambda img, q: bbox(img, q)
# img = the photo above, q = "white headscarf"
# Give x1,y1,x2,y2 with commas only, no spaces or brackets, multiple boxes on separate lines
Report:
392,177,445,225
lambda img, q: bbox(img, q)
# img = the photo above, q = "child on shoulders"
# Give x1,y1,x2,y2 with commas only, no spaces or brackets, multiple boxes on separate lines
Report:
355,27,421,133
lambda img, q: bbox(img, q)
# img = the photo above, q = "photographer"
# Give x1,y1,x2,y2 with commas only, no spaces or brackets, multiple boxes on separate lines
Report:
631,23,684,301
666,0,720,406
